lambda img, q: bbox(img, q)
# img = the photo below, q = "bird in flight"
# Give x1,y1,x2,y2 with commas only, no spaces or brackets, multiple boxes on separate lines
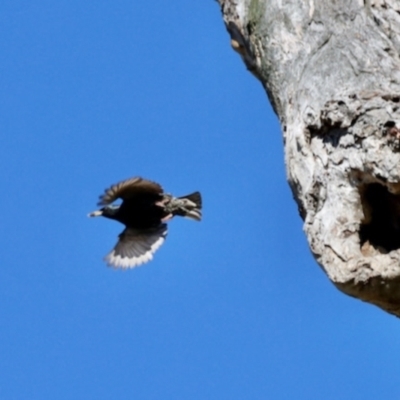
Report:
88,177,202,269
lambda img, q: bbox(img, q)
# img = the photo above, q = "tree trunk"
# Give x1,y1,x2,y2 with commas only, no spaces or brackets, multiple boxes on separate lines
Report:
218,0,400,317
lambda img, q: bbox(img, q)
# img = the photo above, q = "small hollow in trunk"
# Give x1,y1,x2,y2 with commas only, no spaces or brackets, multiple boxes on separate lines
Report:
359,183,400,253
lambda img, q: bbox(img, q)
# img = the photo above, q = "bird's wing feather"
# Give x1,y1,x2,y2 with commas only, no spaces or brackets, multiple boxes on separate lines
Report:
104,224,168,269
98,177,163,205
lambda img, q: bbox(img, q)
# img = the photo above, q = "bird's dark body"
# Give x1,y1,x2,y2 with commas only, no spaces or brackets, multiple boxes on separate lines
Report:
89,176,202,269
105,194,165,229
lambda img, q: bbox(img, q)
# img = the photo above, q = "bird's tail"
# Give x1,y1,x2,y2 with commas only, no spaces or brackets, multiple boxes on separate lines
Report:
176,191,202,221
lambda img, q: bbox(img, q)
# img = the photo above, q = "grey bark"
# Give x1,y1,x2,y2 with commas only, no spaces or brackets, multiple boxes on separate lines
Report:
218,0,400,316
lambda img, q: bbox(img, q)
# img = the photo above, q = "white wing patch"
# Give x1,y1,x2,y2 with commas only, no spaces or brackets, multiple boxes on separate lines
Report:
104,225,167,269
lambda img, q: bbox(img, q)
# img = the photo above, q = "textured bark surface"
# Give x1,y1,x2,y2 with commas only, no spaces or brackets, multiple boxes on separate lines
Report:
218,0,400,316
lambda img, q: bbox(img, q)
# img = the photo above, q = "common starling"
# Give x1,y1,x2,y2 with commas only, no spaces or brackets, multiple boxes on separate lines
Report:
88,177,202,269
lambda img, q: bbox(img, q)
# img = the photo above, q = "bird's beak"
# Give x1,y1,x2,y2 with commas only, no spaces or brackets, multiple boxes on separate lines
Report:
88,210,103,217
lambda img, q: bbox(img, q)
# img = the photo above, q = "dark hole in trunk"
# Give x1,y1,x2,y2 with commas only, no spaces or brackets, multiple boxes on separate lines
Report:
359,183,400,252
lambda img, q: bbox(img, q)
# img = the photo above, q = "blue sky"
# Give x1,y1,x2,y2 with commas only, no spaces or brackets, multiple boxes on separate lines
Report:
1,1,400,399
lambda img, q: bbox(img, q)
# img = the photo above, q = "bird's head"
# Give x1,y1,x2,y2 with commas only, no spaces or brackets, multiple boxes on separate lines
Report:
88,204,120,218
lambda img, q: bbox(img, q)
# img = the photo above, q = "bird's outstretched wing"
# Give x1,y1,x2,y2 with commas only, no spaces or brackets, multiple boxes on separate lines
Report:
104,224,168,269
98,177,163,206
